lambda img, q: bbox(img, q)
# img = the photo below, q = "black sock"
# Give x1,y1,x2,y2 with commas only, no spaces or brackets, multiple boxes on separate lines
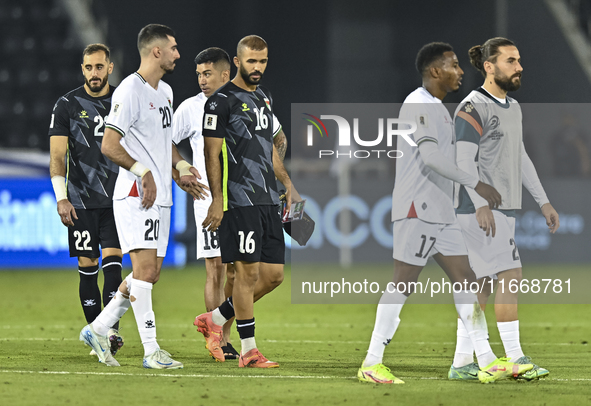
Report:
79,265,101,324
102,256,123,330
236,317,255,340
219,296,235,320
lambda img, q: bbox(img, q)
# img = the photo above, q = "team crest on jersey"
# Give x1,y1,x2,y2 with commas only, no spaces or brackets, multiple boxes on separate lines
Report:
79,110,89,119
264,98,271,109
209,101,218,110
417,114,428,128
113,103,122,116
464,102,474,113
167,98,172,108
204,113,217,130
149,102,155,110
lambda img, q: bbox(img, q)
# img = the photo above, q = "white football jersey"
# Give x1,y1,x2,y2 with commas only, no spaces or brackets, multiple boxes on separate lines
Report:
172,91,282,210
391,87,456,224
106,73,174,207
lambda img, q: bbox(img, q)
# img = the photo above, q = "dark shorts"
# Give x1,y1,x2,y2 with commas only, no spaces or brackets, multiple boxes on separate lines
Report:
219,205,285,264
68,208,120,258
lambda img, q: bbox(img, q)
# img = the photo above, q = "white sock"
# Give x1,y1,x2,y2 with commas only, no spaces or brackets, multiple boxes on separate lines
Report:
452,318,475,368
129,278,160,357
212,308,227,326
241,337,256,354
363,290,407,368
498,320,524,360
92,290,131,336
454,290,496,368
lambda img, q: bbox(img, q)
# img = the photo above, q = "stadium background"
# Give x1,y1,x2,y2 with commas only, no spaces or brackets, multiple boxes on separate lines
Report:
1,0,590,269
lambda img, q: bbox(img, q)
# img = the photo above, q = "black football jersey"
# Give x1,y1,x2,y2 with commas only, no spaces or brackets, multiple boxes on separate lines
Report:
48,85,119,209
202,82,279,210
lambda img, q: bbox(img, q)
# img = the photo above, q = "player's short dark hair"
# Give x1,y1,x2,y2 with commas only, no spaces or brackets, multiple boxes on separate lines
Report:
469,37,516,77
194,47,231,70
415,42,454,75
237,35,268,56
137,24,175,53
82,43,110,61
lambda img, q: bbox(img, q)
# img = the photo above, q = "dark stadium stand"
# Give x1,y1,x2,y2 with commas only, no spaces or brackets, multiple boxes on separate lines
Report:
0,0,79,151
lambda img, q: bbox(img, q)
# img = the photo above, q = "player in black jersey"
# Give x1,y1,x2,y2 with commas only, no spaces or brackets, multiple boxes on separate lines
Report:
49,44,123,356
196,35,295,368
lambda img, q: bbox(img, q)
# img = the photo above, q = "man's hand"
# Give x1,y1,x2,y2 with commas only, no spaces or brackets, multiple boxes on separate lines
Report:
202,199,223,232
179,167,209,200
474,181,502,209
56,199,78,227
475,206,496,237
141,171,157,209
541,203,560,234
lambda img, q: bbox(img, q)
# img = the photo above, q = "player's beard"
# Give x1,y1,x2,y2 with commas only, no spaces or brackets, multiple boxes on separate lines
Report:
85,74,108,93
494,68,521,92
240,65,263,86
162,60,176,75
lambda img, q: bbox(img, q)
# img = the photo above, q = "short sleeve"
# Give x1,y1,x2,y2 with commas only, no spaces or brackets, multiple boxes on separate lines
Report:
400,103,438,145
172,103,190,144
202,95,230,139
48,97,70,136
105,85,139,137
455,101,483,145
272,114,281,137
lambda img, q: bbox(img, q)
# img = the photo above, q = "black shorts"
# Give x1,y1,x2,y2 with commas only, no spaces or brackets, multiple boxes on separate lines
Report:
219,205,285,264
68,208,120,258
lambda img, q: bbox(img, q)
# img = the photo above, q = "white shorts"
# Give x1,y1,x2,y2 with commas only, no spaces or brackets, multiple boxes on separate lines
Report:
113,197,171,257
393,218,467,267
457,211,522,279
194,200,221,259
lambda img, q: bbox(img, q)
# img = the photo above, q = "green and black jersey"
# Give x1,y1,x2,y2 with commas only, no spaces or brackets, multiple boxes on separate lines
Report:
202,82,279,211
48,85,118,209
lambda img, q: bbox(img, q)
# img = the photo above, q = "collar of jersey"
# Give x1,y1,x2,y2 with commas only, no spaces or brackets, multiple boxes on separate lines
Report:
477,87,512,109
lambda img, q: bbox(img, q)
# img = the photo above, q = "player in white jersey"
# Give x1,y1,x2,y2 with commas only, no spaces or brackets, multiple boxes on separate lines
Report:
358,42,533,385
173,47,287,360
451,37,560,380
79,24,205,369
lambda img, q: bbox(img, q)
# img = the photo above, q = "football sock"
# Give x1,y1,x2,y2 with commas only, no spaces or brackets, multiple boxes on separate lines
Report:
101,256,123,331
236,318,256,354
92,289,131,337
498,320,524,360
212,296,234,326
454,290,496,368
452,318,475,368
363,290,407,368
79,265,101,324
129,278,160,357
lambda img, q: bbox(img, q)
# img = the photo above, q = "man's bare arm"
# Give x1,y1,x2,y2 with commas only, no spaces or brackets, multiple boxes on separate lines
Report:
49,136,77,226
274,128,288,161
202,137,224,231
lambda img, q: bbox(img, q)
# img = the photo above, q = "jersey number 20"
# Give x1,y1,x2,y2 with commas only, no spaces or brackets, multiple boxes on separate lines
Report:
159,107,171,128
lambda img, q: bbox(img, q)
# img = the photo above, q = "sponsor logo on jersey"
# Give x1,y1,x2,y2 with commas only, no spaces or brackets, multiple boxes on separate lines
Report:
241,102,250,112
209,101,218,110
204,113,217,130
79,110,89,119
113,103,122,116
149,102,155,110
464,102,474,113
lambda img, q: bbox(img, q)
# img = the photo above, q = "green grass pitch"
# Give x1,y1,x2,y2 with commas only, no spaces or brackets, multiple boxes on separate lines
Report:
0,264,590,405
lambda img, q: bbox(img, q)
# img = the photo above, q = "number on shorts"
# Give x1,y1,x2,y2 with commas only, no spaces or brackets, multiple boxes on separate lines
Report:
74,230,92,251
415,234,436,258
238,230,255,254
145,219,160,241
202,228,220,250
509,238,519,261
